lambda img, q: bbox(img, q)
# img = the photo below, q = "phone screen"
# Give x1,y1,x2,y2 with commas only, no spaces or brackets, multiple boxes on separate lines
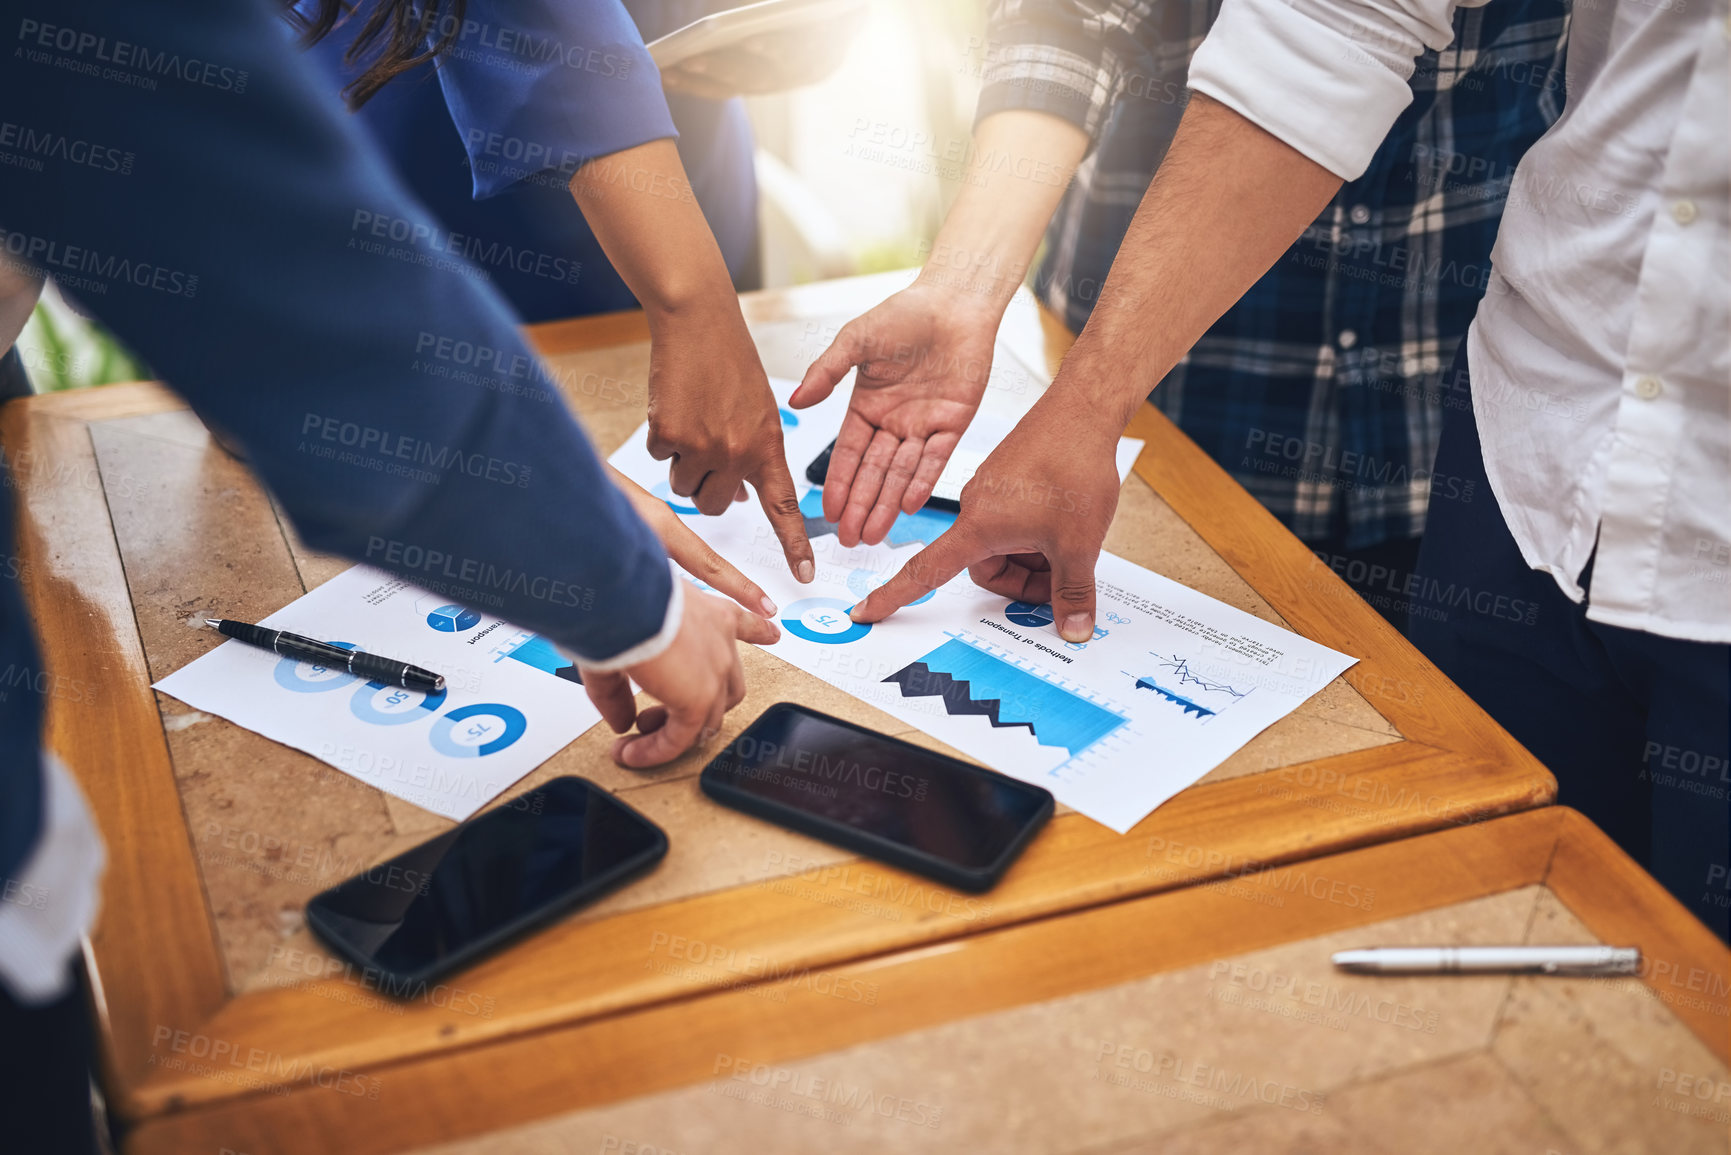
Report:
702,704,1052,877
306,777,665,982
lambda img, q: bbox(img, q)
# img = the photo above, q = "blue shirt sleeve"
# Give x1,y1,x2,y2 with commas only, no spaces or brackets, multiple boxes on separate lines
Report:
425,0,677,198
2,0,672,663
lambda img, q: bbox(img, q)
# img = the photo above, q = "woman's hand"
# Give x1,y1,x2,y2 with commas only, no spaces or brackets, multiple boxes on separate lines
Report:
570,140,813,583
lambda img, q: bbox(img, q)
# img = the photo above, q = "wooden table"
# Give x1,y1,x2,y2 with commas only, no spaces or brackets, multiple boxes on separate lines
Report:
1,271,1559,1153
403,808,1730,1155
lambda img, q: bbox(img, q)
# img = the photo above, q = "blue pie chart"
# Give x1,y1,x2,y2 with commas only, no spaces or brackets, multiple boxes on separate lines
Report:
782,597,871,644
1005,601,1055,629
426,604,480,632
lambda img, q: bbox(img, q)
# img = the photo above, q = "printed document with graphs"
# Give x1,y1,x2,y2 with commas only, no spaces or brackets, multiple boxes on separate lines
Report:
154,567,602,821
610,377,1358,833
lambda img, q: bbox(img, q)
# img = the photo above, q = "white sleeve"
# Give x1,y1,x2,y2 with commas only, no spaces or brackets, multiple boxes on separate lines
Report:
1186,0,1483,180
570,560,685,674
0,755,104,1005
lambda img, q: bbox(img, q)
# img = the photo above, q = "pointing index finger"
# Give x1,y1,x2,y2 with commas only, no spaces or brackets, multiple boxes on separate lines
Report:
848,531,975,623
751,453,816,583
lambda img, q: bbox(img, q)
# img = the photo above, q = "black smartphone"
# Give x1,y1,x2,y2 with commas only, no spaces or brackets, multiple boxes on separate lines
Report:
305,777,667,987
701,703,1053,892
806,439,962,513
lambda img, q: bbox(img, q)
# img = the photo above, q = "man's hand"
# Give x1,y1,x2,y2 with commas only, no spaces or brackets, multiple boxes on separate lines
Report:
646,303,814,582
791,282,998,546
848,397,1123,642
608,464,781,621
583,586,773,768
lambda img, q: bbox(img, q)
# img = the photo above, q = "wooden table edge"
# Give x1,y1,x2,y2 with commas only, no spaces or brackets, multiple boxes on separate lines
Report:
118,808,1728,1155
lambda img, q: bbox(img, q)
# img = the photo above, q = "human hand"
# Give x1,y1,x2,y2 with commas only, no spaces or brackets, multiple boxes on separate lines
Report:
608,464,780,620
583,586,774,768
646,303,814,582
847,398,1122,642
790,281,999,546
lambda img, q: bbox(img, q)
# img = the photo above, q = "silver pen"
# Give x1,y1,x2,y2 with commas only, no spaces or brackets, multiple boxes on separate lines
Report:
1331,945,1642,976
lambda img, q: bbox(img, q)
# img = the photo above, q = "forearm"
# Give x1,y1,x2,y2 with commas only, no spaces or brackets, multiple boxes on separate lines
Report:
915,110,1087,316
569,139,737,330
1047,94,1341,430
7,0,676,663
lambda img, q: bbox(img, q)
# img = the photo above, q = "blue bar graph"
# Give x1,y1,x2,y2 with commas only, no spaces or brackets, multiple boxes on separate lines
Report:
884,636,1126,758
495,633,582,685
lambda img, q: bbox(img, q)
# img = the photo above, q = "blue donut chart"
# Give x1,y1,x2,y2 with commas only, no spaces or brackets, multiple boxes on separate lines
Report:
782,597,871,644
651,479,701,516
845,567,935,608
429,703,528,758
350,681,448,725
273,641,359,693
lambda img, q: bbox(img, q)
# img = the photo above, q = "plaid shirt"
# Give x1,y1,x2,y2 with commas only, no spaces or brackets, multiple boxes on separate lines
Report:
979,0,1570,548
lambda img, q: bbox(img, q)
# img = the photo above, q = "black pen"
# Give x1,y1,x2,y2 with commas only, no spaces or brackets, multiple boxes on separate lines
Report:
204,618,446,693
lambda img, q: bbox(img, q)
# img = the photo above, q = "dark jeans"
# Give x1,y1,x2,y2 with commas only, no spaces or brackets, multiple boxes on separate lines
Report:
0,965,100,1154
1307,535,1425,636
1411,347,1731,940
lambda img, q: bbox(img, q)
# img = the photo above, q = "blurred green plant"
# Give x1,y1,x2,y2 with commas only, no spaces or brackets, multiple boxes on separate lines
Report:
855,237,933,275
16,292,148,393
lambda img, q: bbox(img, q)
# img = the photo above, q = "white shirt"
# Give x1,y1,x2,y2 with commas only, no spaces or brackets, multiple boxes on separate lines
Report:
1190,0,1730,642
0,755,103,1004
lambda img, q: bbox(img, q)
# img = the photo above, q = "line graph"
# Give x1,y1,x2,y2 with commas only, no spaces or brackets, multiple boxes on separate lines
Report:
1127,653,1249,720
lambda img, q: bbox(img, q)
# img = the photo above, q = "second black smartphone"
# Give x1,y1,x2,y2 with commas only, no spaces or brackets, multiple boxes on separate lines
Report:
305,776,667,988
701,703,1054,892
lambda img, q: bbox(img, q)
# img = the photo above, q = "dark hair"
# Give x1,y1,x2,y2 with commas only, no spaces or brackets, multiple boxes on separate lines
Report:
286,1,470,109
